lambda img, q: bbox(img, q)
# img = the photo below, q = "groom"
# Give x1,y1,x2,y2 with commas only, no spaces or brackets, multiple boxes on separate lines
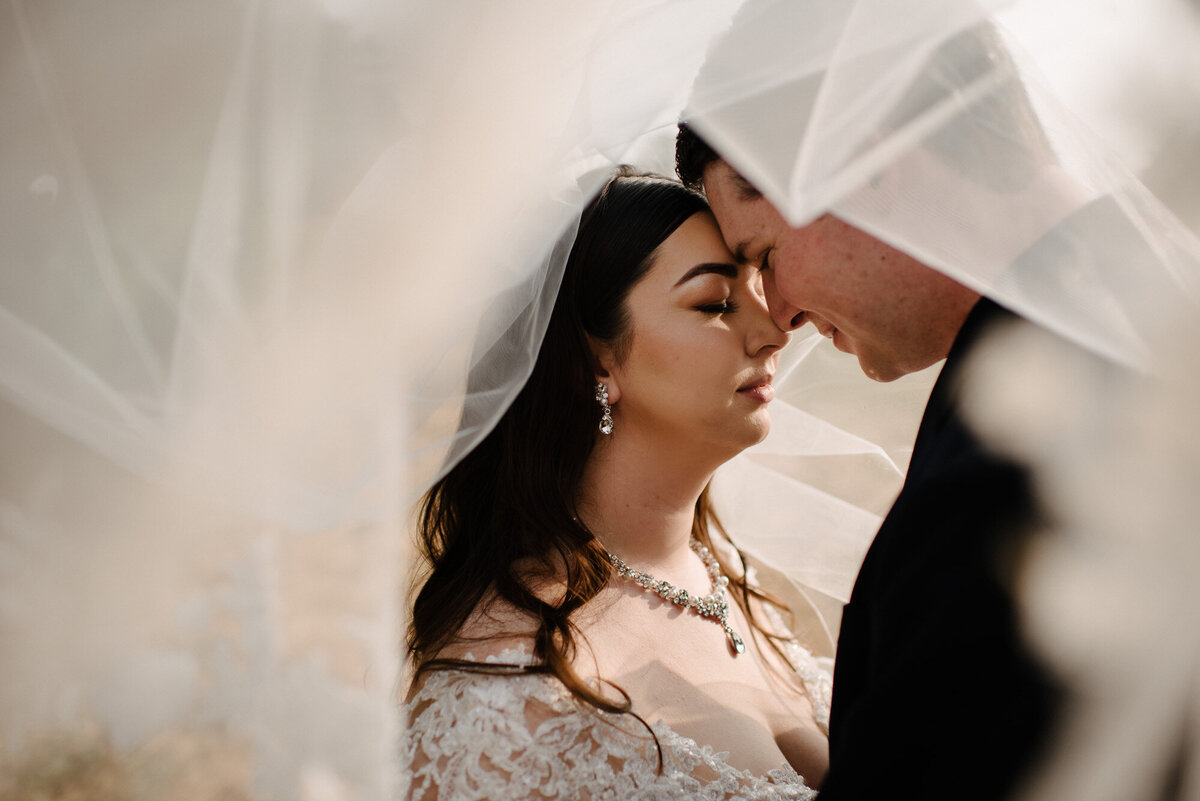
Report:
675,129,1062,799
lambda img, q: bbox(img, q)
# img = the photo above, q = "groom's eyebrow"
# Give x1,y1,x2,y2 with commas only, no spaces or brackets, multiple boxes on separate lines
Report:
731,173,762,201
673,262,738,287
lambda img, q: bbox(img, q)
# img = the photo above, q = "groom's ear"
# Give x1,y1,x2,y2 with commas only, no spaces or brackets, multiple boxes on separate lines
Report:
587,336,622,404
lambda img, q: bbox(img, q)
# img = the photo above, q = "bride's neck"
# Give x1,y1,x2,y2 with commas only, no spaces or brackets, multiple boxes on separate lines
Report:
576,435,716,567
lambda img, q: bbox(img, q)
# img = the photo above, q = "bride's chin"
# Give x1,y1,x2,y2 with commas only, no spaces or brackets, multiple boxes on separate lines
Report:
733,415,771,450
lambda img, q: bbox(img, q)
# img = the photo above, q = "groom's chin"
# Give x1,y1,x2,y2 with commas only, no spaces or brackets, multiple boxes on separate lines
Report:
858,356,906,383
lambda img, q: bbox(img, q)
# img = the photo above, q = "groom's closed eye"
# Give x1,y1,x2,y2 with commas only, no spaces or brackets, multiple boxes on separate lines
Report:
758,249,773,273
732,242,771,272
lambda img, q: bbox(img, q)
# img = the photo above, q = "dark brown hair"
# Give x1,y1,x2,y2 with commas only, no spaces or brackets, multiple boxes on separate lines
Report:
675,122,720,194
408,168,797,734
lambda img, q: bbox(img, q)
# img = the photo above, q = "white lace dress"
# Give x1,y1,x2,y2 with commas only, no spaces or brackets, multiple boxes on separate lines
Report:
400,642,831,801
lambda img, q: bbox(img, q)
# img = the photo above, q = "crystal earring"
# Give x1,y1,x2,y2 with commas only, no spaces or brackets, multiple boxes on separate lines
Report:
595,382,614,435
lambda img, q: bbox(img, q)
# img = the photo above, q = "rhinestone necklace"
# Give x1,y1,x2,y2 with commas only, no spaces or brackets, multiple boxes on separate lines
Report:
604,537,745,656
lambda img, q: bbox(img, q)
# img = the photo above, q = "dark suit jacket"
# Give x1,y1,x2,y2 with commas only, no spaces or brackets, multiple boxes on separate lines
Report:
818,298,1059,800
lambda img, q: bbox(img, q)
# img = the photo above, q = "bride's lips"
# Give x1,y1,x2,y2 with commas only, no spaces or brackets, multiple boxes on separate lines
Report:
736,374,775,403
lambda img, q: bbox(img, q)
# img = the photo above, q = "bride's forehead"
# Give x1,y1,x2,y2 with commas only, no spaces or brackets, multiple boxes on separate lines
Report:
652,217,735,268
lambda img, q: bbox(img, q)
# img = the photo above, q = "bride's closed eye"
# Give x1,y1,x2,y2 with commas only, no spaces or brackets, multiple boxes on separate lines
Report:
695,299,739,315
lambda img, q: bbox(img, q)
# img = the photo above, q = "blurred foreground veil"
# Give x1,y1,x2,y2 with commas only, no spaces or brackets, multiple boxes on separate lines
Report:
1,1,1199,800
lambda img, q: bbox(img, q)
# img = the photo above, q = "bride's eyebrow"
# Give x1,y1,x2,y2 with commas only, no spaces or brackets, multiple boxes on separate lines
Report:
673,262,738,288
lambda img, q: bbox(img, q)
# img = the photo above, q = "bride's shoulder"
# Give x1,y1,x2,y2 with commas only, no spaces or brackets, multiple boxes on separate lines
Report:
401,593,645,800
404,612,565,746
434,592,539,660
404,585,550,696
401,639,612,801
420,559,580,663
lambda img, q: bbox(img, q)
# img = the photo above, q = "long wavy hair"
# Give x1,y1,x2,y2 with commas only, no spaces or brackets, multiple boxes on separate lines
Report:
408,168,797,727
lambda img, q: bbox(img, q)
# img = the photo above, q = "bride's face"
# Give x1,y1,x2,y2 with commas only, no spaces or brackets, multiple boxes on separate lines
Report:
601,212,789,459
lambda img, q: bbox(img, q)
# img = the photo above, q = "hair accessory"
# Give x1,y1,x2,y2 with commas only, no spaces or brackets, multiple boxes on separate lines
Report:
595,382,614,435
604,537,745,656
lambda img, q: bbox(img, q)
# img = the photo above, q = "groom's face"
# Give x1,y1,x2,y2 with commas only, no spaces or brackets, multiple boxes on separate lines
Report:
702,160,977,382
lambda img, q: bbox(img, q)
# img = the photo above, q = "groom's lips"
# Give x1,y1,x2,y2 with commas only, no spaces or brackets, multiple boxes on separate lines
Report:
813,320,849,352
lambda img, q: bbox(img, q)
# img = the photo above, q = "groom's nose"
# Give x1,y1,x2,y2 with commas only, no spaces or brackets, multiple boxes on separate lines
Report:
762,270,805,331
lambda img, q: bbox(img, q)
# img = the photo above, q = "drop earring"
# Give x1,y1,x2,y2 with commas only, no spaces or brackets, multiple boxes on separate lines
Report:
595,382,614,435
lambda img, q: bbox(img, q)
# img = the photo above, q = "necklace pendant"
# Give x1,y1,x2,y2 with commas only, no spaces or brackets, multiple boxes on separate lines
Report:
605,536,746,658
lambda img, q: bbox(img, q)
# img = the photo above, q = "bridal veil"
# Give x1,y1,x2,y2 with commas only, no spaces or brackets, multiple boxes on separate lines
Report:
2,0,1197,798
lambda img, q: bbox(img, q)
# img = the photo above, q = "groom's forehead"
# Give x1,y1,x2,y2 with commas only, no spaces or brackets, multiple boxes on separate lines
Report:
703,165,777,263
706,160,762,203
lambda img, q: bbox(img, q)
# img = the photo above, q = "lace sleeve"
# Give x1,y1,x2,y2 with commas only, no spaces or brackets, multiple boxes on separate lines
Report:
401,660,658,801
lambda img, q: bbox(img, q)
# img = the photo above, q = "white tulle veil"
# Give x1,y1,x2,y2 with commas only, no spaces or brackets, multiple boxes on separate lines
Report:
3,0,1198,798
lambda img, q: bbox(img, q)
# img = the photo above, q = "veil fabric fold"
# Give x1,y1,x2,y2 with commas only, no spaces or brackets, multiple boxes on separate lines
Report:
2,0,1197,797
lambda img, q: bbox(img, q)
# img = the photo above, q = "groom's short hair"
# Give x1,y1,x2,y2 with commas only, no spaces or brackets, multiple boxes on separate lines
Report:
674,122,720,194
675,123,762,201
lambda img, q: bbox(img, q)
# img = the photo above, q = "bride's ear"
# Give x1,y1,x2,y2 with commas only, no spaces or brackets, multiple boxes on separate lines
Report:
587,336,622,404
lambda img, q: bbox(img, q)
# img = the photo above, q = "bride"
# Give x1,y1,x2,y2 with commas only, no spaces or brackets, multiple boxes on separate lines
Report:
402,169,831,799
